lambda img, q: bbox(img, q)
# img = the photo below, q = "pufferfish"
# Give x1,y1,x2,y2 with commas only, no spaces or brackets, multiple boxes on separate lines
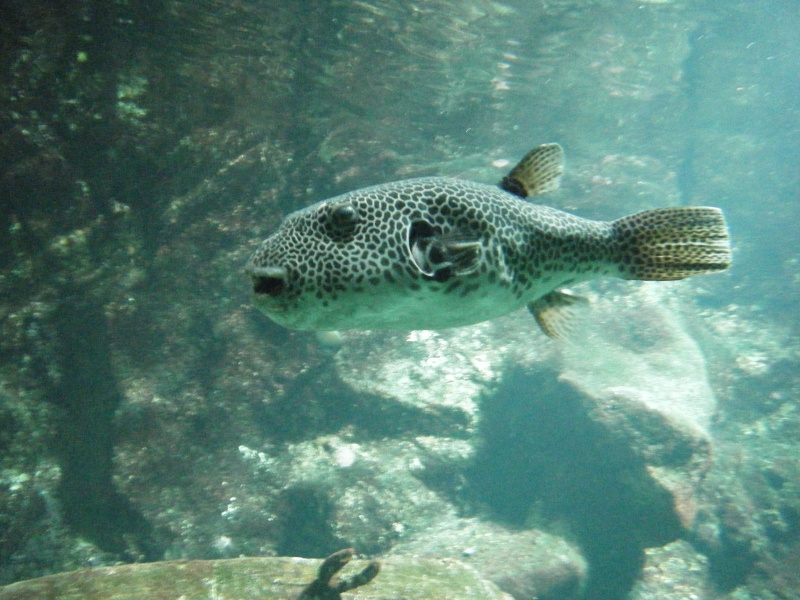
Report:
245,144,731,338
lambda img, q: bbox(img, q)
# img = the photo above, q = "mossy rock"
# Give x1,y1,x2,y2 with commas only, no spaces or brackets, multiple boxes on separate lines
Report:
0,556,512,600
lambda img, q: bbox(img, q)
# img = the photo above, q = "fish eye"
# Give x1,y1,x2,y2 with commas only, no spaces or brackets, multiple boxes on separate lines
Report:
326,202,359,234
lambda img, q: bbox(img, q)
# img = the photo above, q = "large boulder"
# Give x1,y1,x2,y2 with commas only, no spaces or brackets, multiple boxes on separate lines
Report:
389,517,587,600
0,555,512,600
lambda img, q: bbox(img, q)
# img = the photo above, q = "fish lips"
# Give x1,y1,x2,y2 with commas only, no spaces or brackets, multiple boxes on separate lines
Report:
247,265,288,298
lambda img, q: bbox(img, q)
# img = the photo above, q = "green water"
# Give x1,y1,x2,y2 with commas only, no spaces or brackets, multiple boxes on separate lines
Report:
0,1,798,599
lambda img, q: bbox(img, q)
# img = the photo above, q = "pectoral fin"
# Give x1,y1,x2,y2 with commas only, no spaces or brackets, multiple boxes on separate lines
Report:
408,220,481,282
528,290,589,340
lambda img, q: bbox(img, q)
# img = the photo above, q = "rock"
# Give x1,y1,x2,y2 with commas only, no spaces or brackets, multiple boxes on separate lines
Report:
338,284,717,598
559,284,717,529
561,285,718,435
628,540,709,600
334,325,545,438
0,556,512,600
0,380,117,584
389,517,587,600
235,436,466,555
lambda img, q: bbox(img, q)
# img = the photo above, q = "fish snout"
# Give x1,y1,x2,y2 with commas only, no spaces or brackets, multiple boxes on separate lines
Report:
248,265,288,297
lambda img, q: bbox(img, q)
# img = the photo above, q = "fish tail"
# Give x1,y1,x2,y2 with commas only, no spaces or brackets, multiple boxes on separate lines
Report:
613,207,731,281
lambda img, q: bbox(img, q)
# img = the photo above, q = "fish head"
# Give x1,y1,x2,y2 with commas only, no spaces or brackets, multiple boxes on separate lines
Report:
246,187,422,330
244,179,493,331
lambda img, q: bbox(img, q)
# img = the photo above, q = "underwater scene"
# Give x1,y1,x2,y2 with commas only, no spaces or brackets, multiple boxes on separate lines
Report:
0,1,798,599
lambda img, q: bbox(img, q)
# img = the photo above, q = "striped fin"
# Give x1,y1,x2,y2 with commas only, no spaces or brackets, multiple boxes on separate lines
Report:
528,290,589,340
499,143,565,198
613,207,732,281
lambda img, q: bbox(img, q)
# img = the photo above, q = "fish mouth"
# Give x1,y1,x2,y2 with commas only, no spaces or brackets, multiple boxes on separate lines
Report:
248,266,288,297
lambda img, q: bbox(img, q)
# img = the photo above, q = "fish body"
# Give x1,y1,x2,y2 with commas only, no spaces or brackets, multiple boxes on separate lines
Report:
245,144,731,337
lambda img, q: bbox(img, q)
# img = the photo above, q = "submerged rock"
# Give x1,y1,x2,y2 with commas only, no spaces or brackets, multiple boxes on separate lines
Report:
628,540,709,600
328,282,717,597
0,555,512,600
559,284,717,529
389,517,587,600
335,283,716,533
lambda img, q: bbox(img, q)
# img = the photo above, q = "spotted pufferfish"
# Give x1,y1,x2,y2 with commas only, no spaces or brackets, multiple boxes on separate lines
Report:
245,144,731,338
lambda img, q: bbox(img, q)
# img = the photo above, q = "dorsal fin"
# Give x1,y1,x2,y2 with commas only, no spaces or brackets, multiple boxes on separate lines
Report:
499,143,564,199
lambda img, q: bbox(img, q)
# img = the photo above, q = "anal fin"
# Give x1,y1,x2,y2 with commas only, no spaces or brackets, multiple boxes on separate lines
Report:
528,290,589,340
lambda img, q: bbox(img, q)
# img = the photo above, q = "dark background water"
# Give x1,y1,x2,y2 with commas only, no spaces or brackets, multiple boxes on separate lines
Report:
1,1,798,599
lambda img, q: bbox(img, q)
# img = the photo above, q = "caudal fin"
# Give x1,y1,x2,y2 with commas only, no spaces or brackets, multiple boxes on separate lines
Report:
613,207,731,281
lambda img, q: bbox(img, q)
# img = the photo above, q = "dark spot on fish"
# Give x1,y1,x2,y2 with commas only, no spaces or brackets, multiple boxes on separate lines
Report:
459,283,480,297
444,280,462,294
